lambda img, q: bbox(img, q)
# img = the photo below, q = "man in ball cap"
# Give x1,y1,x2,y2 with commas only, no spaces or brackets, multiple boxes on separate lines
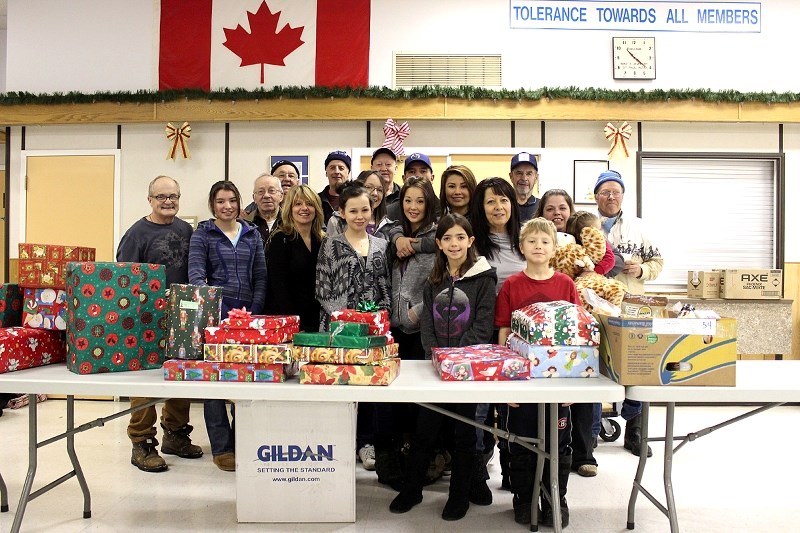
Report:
271,159,301,194
509,152,540,223
318,150,352,222
594,169,663,458
371,147,399,200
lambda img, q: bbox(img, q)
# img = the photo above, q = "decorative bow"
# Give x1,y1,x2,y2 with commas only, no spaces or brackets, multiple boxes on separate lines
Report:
603,121,632,159
382,118,410,156
227,307,252,320
165,122,191,160
356,300,380,313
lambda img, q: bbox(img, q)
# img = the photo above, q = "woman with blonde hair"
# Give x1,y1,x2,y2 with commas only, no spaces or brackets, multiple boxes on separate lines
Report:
265,184,325,332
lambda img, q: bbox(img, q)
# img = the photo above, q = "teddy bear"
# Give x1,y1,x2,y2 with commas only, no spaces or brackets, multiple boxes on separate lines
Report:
551,226,627,311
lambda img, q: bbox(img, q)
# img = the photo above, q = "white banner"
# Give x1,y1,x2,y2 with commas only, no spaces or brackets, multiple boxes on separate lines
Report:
236,400,356,523
509,1,762,32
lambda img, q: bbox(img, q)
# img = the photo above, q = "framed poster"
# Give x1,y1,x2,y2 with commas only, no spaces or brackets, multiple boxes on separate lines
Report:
573,160,609,204
178,215,198,229
270,155,309,185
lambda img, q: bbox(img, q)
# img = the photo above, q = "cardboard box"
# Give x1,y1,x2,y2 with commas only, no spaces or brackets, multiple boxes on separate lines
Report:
687,271,720,299
718,269,782,299
596,314,737,386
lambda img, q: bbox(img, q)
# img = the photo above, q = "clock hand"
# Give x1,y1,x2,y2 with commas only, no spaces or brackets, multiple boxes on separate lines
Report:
626,49,647,67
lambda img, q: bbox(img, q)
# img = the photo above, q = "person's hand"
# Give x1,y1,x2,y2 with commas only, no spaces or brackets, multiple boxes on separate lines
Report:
395,237,418,258
408,307,418,324
623,261,643,278
508,402,519,408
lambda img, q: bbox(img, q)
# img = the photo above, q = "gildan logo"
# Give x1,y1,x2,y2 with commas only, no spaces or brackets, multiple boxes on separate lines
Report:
257,444,334,462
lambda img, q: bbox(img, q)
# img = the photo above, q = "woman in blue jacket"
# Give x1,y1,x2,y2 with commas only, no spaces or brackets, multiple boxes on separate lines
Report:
189,180,266,472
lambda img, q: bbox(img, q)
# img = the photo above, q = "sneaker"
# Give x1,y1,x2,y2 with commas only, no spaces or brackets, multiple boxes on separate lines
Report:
131,438,168,472
442,450,453,476
213,452,236,471
358,444,376,471
577,464,598,477
161,424,203,459
425,452,447,484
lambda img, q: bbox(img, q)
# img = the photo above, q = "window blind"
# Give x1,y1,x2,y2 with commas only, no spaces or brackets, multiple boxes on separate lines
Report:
640,156,777,293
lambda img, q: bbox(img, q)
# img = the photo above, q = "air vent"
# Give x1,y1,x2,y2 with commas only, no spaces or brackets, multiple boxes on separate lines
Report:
393,53,502,89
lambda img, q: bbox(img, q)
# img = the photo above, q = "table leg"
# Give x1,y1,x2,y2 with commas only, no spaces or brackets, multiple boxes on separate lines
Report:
626,401,650,530
66,395,92,519
663,402,678,533
10,394,39,533
0,471,8,512
530,403,546,532
549,402,562,533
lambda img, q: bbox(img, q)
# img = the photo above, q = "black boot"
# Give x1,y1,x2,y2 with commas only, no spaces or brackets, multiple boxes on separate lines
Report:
624,415,653,458
389,447,428,514
509,454,535,525
541,455,571,528
376,443,404,491
442,451,474,521
499,446,512,491
469,453,493,506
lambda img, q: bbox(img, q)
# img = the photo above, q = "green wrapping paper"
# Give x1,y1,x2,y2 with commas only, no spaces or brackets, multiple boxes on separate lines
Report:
329,321,369,337
292,332,332,347
166,284,223,360
329,335,389,349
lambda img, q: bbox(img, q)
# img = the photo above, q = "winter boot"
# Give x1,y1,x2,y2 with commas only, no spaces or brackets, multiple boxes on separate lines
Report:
442,451,474,521
499,446,512,491
389,447,429,514
376,444,404,492
541,455,572,528
469,452,493,506
509,453,535,525
131,437,168,472
623,415,653,457
161,423,203,458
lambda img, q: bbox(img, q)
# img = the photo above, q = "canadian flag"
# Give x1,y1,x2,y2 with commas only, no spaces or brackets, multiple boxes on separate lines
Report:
158,0,370,91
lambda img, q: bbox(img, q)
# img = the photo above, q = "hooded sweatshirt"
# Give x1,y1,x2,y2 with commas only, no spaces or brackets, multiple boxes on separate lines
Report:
388,223,437,334
419,256,497,359
188,219,266,314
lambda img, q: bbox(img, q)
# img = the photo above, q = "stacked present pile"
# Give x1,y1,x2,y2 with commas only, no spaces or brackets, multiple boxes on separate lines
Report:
507,300,600,378
432,344,531,381
163,307,299,382
65,262,168,374
296,306,400,385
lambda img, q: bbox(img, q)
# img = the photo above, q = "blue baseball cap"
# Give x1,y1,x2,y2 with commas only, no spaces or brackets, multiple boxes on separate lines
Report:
404,152,432,173
594,170,625,194
510,152,538,171
325,150,352,171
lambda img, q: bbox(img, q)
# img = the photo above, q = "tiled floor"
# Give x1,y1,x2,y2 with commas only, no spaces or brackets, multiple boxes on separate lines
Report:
1,399,799,532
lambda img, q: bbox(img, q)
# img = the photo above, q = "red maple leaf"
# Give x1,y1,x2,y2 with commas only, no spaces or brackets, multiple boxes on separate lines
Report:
223,1,305,84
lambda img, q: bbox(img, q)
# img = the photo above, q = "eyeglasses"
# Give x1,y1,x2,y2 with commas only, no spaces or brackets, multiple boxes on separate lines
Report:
274,172,298,180
151,194,180,202
363,185,383,194
596,191,623,198
255,189,283,197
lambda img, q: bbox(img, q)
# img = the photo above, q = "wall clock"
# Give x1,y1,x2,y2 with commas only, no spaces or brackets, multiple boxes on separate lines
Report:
613,37,656,80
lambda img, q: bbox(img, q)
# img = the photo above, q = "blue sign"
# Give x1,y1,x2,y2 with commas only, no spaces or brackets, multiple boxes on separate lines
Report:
510,1,761,32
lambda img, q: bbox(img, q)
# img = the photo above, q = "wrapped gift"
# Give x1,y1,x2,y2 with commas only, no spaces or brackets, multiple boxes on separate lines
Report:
511,301,599,347
299,358,400,386
0,283,23,327
329,335,388,349
329,321,369,337
65,262,167,374
166,284,222,359
0,328,67,374
23,288,68,330
204,325,295,345
18,243,96,288
163,359,297,382
506,333,600,378
293,342,399,364
203,343,293,364
292,331,332,347
329,308,390,335
432,344,531,381
221,309,300,330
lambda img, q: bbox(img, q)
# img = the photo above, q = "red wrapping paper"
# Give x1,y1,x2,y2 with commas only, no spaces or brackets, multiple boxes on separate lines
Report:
329,309,390,335
163,359,297,382
432,344,531,381
204,325,297,345
221,310,300,330
0,327,67,373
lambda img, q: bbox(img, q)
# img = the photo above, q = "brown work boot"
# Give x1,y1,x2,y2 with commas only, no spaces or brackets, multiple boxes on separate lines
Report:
131,438,168,472
161,423,203,459
213,452,236,471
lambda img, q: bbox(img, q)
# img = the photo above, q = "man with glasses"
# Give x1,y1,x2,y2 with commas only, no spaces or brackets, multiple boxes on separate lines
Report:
509,152,540,223
271,160,301,195
244,173,283,247
117,175,202,472
594,169,663,458
371,147,399,202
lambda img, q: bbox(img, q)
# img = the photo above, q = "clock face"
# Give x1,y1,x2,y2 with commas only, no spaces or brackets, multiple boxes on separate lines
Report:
613,37,656,80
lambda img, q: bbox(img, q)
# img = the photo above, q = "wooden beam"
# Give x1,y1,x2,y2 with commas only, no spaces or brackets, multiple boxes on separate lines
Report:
0,97,799,125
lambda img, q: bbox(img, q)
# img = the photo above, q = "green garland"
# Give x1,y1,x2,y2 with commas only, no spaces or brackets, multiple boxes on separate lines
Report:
1,86,799,105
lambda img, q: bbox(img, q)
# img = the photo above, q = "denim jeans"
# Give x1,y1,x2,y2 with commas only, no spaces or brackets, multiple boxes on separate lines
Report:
204,400,235,456
621,399,643,421
475,403,490,453
591,402,602,438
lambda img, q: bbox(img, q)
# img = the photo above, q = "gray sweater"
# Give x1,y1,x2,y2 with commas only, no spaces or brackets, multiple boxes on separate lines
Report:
389,223,437,334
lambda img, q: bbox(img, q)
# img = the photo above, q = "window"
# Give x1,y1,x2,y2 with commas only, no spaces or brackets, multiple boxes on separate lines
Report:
639,153,782,293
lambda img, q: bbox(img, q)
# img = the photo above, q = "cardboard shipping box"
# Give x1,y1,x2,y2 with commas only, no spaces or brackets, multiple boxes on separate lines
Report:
687,271,720,299
596,314,737,386
718,269,782,299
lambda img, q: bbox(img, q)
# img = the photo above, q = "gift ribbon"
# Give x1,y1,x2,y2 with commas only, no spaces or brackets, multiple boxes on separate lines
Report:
165,121,191,160
603,121,632,159
356,300,380,313
382,118,410,156
227,307,252,320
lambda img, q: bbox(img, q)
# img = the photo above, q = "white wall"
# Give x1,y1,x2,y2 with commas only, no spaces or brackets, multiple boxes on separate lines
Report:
0,29,6,92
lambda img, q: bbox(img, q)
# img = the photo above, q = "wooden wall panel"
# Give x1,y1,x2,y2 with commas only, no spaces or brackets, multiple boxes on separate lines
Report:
785,262,800,359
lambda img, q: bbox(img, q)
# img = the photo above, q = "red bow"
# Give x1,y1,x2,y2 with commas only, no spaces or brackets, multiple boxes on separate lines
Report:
165,122,191,160
382,118,410,156
227,307,251,320
604,122,632,159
